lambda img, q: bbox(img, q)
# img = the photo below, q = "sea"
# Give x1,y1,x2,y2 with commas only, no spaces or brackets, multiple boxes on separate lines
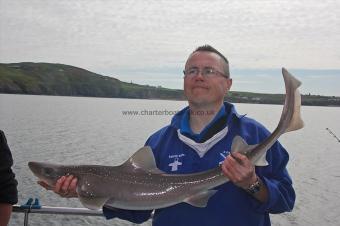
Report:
0,94,339,226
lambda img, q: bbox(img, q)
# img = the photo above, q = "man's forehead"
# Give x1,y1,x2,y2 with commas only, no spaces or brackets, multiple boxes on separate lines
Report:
186,51,223,67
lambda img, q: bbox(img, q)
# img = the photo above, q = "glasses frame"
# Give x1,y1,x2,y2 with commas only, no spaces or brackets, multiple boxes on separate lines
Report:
183,67,228,78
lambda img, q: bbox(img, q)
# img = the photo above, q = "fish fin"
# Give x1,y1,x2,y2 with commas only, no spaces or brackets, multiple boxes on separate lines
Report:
75,177,110,210
231,136,268,166
282,67,302,89
253,152,269,166
285,89,304,132
231,136,257,154
282,68,304,133
78,195,109,210
121,146,165,174
184,190,218,208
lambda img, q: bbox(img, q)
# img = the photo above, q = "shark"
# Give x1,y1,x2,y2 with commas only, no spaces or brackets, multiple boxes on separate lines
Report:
28,68,304,210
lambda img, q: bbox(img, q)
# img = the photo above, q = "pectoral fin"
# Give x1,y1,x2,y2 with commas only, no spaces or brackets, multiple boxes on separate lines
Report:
184,190,218,208
78,195,109,210
76,176,110,210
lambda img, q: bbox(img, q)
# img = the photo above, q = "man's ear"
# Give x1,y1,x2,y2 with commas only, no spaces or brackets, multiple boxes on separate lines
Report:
225,78,232,92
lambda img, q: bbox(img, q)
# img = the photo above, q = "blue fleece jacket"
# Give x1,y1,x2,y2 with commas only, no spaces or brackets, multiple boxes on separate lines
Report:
103,102,295,226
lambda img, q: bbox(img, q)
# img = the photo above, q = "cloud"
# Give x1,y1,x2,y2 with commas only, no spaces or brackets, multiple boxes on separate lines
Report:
1,0,339,95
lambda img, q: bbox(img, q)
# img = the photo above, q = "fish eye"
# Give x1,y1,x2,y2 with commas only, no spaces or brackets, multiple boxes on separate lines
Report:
43,168,55,177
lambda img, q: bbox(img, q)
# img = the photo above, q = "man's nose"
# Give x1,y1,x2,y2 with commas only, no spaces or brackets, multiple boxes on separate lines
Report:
194,71,205,80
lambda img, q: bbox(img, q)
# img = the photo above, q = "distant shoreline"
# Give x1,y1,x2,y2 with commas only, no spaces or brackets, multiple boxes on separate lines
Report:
1,92,339,107
1,62,339,107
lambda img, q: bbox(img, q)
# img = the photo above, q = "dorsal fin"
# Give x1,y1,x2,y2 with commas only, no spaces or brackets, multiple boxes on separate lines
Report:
230,136,268,166
120,146,164,174
230,136,257,155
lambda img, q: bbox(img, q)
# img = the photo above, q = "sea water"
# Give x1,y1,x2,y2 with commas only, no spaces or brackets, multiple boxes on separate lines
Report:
1,94,339,226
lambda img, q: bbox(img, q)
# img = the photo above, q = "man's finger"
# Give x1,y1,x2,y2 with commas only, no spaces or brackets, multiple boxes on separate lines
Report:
221,161,236,181
226,154,239,166
69,177,78,192
230,152,247,165
61,175,74,192
221,163,230,177
54,176,65,193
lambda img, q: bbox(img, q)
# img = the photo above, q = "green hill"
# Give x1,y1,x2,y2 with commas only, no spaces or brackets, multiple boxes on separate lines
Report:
0,62,339,106
0,62,184,99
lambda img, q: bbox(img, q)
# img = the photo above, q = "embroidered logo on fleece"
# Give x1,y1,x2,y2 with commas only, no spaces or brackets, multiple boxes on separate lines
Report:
168,154,185,171
219,150,230,165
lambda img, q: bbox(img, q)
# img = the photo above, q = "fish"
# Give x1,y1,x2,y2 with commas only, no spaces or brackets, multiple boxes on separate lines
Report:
28,67,304,210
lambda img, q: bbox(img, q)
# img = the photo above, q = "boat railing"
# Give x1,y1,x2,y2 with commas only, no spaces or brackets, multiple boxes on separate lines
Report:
12,198,103,226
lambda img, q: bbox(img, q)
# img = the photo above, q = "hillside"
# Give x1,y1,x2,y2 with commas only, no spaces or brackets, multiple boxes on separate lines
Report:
0,62,339,106
0,62,184,100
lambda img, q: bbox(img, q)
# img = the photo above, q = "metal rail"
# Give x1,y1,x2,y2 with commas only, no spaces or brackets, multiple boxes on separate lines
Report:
12,204,103,226
12,205,103,216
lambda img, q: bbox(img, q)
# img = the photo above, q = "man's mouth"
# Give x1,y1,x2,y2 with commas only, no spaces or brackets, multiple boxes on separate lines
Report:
193,86,209,90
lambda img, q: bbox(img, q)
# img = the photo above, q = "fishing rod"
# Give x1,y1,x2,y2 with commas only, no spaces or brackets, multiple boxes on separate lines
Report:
326,128,340,143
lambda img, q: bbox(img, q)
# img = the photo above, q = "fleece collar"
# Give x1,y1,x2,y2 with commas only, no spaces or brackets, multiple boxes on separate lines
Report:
170,102,242,133
169,102,243,157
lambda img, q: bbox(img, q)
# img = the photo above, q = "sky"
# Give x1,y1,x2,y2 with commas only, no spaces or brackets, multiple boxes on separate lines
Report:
0,0,339,96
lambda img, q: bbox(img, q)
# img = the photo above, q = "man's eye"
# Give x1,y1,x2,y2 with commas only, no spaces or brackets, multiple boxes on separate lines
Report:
204,68,215,75
188,69,197,74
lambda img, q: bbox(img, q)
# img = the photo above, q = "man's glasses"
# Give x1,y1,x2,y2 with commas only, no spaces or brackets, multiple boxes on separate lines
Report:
183,67,228,78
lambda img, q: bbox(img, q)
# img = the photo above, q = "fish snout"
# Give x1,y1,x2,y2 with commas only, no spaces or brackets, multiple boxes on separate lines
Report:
28,161,41,175
28,161,60,181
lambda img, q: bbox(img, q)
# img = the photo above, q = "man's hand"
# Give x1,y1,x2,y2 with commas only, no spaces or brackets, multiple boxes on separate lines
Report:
221,152,268,203
221,152,257,189
38,175,78,198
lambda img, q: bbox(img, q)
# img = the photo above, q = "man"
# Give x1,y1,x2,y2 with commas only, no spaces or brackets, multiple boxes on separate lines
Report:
39,45,295,226
0,130,18,226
